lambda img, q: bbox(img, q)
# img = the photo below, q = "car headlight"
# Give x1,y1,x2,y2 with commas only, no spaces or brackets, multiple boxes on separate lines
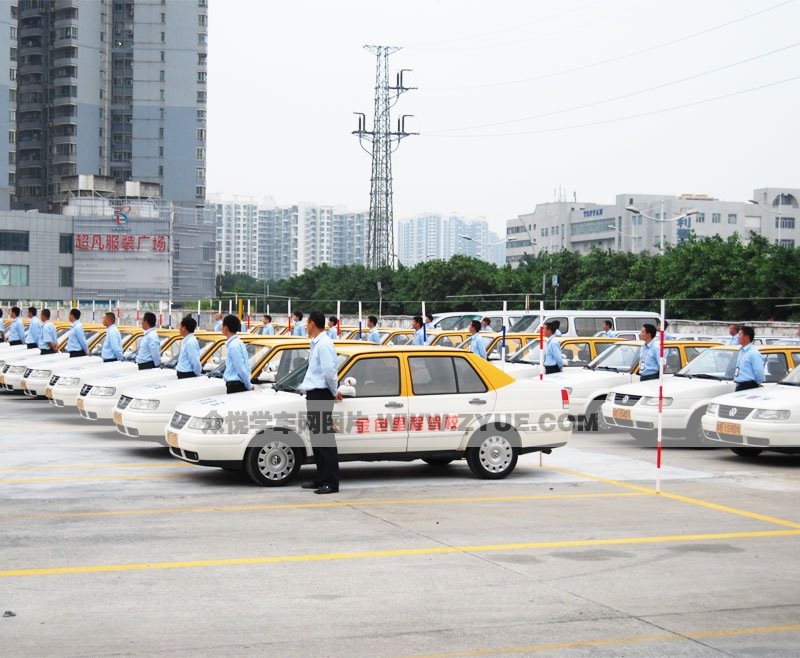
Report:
90,386,116,397
30,369,51,378
9,366,26,374
642,396,673,406
188,416,224,431
59,377,80,386
706,403,719,415
130,398,160,410
752,409,791,420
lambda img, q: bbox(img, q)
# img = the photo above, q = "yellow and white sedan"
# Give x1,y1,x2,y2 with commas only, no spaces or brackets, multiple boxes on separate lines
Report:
166,345,572,486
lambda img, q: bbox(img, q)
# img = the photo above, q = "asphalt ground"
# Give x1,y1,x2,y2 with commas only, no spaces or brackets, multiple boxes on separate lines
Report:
1,393,799,657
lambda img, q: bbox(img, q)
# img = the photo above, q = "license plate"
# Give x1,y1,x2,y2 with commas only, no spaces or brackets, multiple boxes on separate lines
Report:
612,407,632,420
716,420,741,435
45,387,53,398
0,375,4,384
77,399,85,411
20,381,27,391
166,432,179,448
113,411,123,425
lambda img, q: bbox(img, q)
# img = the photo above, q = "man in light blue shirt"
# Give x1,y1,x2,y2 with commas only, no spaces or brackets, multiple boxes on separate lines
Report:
543,321,564,374
291,311,306,336
298,310,340,494
411,316,425,345
101,312,123,362
176,316,202,378
727,324,741,345
25,306,41,349
367,315,381,344
481,317,493,332
425,314,435,335
468,320,488,360
222,314,252,393
65,308,88,357
260,314,275,336
658,321,674,340
137,312,161,370
213,313,223,332
38,309,58,354
638,324,660,381
734,326,764,391
327,315,339,339
6,307,25,346
602,320,618,338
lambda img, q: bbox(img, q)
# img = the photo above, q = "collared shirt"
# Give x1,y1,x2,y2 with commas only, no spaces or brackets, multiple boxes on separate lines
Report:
260,323,274,336
544,335,564,369
223,334,252,389
480,326,492,332
213,320,223,332
735,343,764,384
176,332,202,376
101,324,123,361
638,340,660,376
38,320,57,350
368,327,381,345
412,328,425,345
7,316,25,343
603,329,618,338
65,320,88,353
328,326,338,339
728,335,741,345
137,327,161,365
470,333,488,360
299,331,338,396
26,316,42,345
292,323,306,337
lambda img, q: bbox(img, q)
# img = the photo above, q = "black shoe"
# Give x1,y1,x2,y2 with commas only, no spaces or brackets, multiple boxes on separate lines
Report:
301,481,321,489
314,484,339,495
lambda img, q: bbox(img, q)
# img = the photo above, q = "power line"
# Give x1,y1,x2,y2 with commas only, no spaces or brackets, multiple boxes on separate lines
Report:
427,41,800,134
422,74,800,139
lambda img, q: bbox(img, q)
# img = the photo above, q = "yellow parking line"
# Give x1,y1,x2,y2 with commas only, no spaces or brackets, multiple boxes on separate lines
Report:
394,623,800,658
0,491,648,520
0,473,198,484
543,465,800,529
1,528,797,577
0,462,192,471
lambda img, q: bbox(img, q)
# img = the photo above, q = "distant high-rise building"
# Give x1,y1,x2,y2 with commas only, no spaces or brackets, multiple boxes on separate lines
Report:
397,213,504,267
11,0,207,211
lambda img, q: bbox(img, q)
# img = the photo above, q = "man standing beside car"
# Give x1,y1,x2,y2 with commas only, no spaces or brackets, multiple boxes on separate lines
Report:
543,320,564,374
367,315,381,344
101,312,123,362
468,320,488,360
137,312,161,370
38,309,58,354
638,324,660,381
6,307,25,346
176,316,202,379
222,314,252,394
299,310,341,495
65,308,88,358
25,307,41,349
734,326,764,392
260,314,275,336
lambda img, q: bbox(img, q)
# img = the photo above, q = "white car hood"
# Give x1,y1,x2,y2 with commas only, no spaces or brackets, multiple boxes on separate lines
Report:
121,376,224,402
710,383,796,410
86,368,175,387
5,353,71,369
175,388,306,419
612,376,732,399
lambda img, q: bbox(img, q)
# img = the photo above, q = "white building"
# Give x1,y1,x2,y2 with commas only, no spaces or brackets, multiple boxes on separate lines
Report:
397,213,504,267
505,187,800,263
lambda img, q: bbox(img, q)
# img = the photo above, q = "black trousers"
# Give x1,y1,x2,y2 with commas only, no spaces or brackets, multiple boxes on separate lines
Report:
9,340,22,346
226,380,247,394
177,371,197,380
68,350,86,358
639,373,659,381
39,348,55,355
306,388,338,488
735,380,759,392
544,365,562,374
138,361,156,371
26,343,37,349
103,358,118,363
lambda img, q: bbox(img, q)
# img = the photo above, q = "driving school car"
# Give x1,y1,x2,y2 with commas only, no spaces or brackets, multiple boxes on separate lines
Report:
498,336,622,378
166,345,571,486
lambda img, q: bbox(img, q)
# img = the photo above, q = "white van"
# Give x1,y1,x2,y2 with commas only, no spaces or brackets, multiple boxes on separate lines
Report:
432,310,529,332
511,310,662,337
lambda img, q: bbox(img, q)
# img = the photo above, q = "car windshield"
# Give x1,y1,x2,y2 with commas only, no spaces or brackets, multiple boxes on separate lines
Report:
207,342,273,379
676,349,738,380
272,353,351,393
508,340,541,364
778,365,800,386
510,315,540,333
456,335,489,350
585,343,640,372
434,315,472,331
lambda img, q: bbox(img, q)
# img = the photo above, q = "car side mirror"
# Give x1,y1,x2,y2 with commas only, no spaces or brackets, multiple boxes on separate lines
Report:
339,376,357,398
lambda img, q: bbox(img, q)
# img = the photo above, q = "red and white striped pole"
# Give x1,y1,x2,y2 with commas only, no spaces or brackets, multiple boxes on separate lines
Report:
246,299,251,331
135,300,140,323
656,298,666,493
538,300,545,381
336,300,341,337
287,298,292,333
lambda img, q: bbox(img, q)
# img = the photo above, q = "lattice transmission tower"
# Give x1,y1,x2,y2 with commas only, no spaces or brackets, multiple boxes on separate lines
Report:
353,45,416,269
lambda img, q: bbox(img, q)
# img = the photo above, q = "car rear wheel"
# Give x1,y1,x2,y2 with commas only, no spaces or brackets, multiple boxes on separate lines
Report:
244,438,302,486
731,447,763,458
466,430,518,479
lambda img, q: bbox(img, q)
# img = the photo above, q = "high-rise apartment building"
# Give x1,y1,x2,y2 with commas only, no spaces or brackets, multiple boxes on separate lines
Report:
397,213,504,267
12,0,207,211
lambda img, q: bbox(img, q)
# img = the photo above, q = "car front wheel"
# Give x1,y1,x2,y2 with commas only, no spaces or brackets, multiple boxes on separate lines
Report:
466,430,518,479
731,447,763,458
245,438,302,486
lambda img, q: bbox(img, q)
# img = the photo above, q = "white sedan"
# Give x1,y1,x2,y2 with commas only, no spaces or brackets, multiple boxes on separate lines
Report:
165,345,571,486
702,365,800,457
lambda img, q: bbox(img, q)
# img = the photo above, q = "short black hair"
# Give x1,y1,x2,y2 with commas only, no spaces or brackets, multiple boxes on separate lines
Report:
142,311,157,327
308,310,325,330
642,324,657,339
740,325,755,341
104,312,116,323
263,314,272,323
368,315,378,325
223,314,241,333
413,315,423,326
293,311,303,321
70,308,81,319
329,316,338,325
470,320,481,332
41,309,50,319
603,320,613,329
425,314,433,322
180,316,197,333
11,306,20,316
28,306,37,316
545,320,559,332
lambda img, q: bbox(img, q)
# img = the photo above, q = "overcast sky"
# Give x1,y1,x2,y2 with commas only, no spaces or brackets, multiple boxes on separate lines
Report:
206,0,799,233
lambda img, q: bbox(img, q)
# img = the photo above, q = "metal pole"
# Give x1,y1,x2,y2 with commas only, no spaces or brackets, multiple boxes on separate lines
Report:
656,298,665,493
660,200,665,255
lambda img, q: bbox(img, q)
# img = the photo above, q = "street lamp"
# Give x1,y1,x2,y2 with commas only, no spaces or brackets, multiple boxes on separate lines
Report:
749,198,790,246
607,224,636,251
460,234,517,248
626,202,699,254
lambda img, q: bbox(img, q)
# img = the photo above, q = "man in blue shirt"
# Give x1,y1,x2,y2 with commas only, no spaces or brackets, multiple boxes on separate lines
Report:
481,317,493,332
734,326,764,391
327,315,339,339
411,316,425,345
291,311,306,336
638,324,660,381
367,315,381,344
176,316,202,379
137,312,161,370
65,308,88,357
602,320,618,338
6,307,25,346
101,312,123,362
299,310,340,495
658,321,674,340
213,313,223,332
543,321,564,374
25,307,41,349
468,320,488,360
727,324,741,345
260,314,275,336
222,314,252,393
424,313,435,335
38,309,58,354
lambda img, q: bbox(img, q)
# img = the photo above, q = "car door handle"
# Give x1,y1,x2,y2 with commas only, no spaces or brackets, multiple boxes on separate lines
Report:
385,402,404,408
469,398,487,405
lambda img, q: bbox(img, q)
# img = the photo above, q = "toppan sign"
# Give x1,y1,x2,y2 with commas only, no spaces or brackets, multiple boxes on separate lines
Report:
582,208,604,218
